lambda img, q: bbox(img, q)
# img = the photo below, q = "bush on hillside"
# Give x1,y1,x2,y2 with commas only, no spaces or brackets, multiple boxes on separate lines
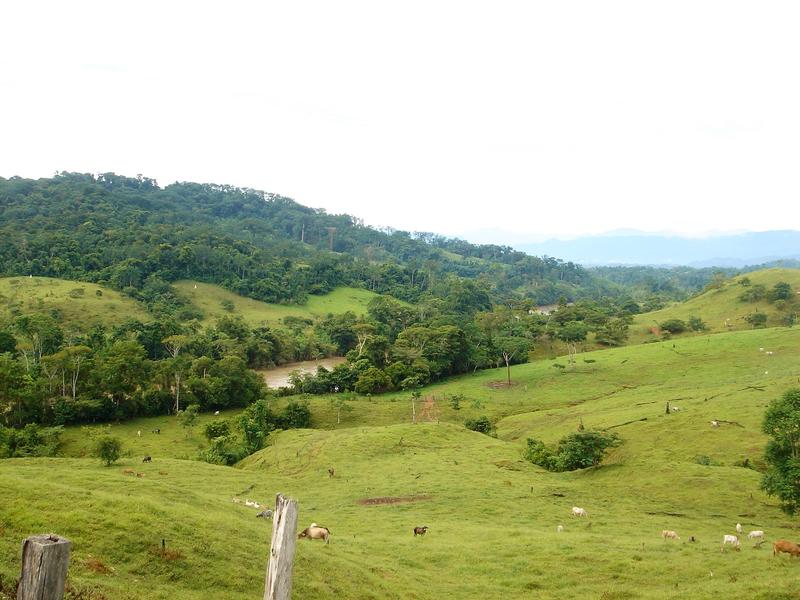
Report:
659,319,687,334
524,430,621,472
688,316,708,331
745,312,768,328
768,282,793,302
465,415,494,435
94,435,122,466
739,284,766,302
204,420,231,440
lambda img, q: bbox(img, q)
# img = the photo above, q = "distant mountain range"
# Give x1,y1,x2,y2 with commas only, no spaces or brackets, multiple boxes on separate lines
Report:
511,230,800,267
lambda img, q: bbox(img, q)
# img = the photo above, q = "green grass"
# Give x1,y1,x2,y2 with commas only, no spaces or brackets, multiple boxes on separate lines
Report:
0,276,149,329
173,281,386,326
630,268,800,344
9,324,800,598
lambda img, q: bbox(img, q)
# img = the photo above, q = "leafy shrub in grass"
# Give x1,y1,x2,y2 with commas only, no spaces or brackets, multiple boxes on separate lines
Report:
745,312,767,328
465,416,494,435
659,319,687,334
94,435,122,466
524,430,621,472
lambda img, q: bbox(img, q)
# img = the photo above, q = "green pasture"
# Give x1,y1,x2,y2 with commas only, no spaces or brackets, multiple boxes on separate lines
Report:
173,281,384,326
0,276,149,329
6,324,800,598
630,268,800,344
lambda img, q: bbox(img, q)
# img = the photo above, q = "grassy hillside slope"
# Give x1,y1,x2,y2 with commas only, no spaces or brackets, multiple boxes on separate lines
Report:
174,281,384,325
0,276,149,329
13,325,800,599
629,268,800,343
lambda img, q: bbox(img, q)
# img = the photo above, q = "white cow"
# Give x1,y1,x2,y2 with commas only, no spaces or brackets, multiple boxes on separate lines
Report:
557,525,564,532
721,535,740,551
662,530,680,540
736,523,743,534
571,506,588,517
747,530,765,540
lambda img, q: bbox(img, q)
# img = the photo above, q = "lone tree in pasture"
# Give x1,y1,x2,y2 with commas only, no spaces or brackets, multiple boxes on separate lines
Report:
495,336,531,386
94,435,122,466
762,388,800,514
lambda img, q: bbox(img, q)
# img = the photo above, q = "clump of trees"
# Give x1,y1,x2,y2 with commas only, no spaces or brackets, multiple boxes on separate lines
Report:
761,389,800,514
524,430,621,471
0,424,62,458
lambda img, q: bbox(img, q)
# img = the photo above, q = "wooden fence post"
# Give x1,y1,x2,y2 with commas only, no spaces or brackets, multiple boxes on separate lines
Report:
17,534,71,600
264,493,298,600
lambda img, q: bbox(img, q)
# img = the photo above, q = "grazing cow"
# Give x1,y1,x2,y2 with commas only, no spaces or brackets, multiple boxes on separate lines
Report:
214,410,220,415
662,530,679,540
766,351,774,356
137,430,141,437
736,523,743,534
122,468,135,476
152,428,160,434
299,523,331,544
413,526,429,536
721,535,740,551
710,420,720,428
773,540,800,558
232,497,242,504
571,507,588,517
245,499,256,507
748,530,765,540
256,509,273,519
557,525,564,533
142,455,152,463
328,467,335,478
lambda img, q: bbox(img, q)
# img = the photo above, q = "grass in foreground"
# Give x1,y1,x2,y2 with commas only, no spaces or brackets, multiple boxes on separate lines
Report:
15,324,800,598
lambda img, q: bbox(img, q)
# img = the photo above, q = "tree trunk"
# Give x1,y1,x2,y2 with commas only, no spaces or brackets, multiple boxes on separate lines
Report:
264,494,298,600
17,534,71,600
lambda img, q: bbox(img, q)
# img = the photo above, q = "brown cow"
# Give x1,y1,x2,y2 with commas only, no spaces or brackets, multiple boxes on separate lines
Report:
413,526,429,536
773,540,800,557
298,523,330,544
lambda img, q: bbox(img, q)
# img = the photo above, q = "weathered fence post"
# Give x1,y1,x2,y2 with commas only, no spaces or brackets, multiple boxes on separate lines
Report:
17,534,71,600
264,493,298,600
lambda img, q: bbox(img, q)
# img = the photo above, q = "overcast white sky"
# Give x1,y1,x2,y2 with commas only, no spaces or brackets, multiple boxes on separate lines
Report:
2,1,799,242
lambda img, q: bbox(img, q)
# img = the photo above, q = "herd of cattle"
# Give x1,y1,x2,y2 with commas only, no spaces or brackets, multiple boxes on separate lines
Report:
568,506,799,557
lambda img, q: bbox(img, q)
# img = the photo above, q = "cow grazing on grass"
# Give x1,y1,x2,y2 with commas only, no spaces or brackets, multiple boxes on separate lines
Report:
413,526,429,536
721,535,740,551
773,540,800,558
256,509,273,519
662,530,679,540
736,523,743,534
299,523,331,544
142,455,152,463
571,507,588,517
557,525,564,533
748,530,765,540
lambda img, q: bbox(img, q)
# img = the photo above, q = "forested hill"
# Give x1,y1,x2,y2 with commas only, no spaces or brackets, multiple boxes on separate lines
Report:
0,172,592,305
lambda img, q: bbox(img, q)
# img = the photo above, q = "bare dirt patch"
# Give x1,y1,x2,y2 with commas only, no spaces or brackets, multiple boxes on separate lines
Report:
357,494,432,506
486,380,516,389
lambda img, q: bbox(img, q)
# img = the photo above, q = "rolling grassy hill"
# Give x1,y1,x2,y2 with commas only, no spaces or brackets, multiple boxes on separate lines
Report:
8,324,800,599
629,268,800,344
173,281,384,326
0,276,150,329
